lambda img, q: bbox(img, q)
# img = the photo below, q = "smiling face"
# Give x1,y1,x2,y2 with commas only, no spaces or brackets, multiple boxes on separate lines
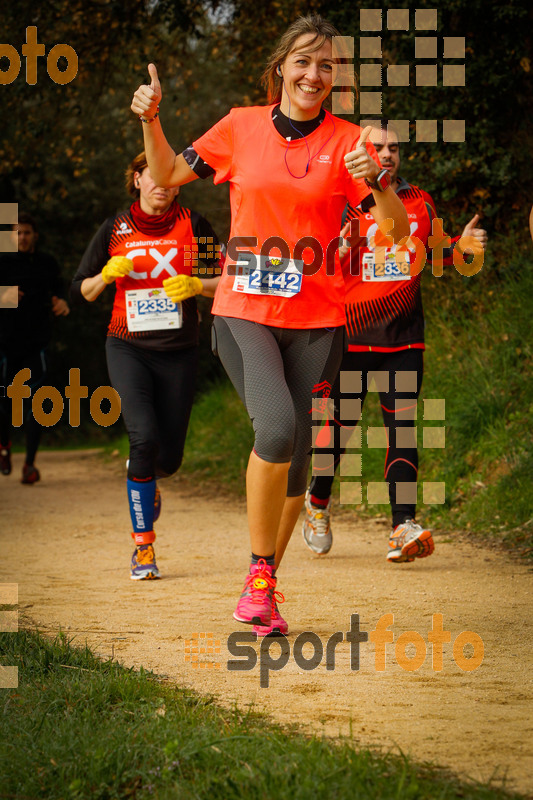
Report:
278,34,334,121
135,167,179,215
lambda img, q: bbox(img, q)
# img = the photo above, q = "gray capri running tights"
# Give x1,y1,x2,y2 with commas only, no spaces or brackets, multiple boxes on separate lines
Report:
212,316,345,496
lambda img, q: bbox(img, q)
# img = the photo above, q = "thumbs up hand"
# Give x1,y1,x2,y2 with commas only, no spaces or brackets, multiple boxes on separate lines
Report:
131,63,162,120
461,214,488,249
344,126,380,181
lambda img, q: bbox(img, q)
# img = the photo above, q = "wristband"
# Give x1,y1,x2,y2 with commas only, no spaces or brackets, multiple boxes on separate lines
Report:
365,168,391,193
139,107,159,124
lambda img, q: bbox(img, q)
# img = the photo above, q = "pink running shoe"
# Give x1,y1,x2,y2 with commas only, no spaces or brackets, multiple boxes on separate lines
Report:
233,559,276,626
253,592,288,637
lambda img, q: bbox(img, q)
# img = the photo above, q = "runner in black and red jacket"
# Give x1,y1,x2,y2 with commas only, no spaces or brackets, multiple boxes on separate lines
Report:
303,121,488,563
71,151,221,580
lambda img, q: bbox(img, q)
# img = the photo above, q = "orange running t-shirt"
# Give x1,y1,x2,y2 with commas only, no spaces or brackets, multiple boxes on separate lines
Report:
193,105,378,329
72,206,220,350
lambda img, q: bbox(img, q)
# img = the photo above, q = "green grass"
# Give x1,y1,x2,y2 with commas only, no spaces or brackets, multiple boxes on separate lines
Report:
0,629,526,800
416,244,533,553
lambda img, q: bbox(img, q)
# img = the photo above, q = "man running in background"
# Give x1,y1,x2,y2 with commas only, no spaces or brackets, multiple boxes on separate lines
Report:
303,121,488,563
0,213,70,483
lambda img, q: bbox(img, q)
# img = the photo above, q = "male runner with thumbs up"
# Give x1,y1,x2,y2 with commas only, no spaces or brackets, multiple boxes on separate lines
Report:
303,120,488,563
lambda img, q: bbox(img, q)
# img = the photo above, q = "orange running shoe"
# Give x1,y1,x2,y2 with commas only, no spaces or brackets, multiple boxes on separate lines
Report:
130,543,160,580
387,519,434,563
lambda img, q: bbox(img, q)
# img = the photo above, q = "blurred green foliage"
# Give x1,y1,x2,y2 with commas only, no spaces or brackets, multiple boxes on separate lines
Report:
1,0,531,446
318,0,532,237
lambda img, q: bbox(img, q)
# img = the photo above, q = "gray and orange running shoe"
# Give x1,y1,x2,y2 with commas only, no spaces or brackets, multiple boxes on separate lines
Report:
302,490,332,555
387,519,434,563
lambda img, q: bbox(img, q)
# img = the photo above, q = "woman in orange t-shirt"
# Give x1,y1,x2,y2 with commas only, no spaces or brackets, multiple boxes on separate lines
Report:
131,14,409,635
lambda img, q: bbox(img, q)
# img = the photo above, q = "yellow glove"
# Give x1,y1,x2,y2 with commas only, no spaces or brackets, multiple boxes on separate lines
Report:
101,256,134,284
163,275,203,303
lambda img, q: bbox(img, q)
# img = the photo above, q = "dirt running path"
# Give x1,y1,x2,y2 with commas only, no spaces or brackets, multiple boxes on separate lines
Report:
2,451,532,795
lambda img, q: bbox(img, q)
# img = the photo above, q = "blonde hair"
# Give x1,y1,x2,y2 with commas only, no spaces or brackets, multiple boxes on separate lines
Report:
261,14,356,109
